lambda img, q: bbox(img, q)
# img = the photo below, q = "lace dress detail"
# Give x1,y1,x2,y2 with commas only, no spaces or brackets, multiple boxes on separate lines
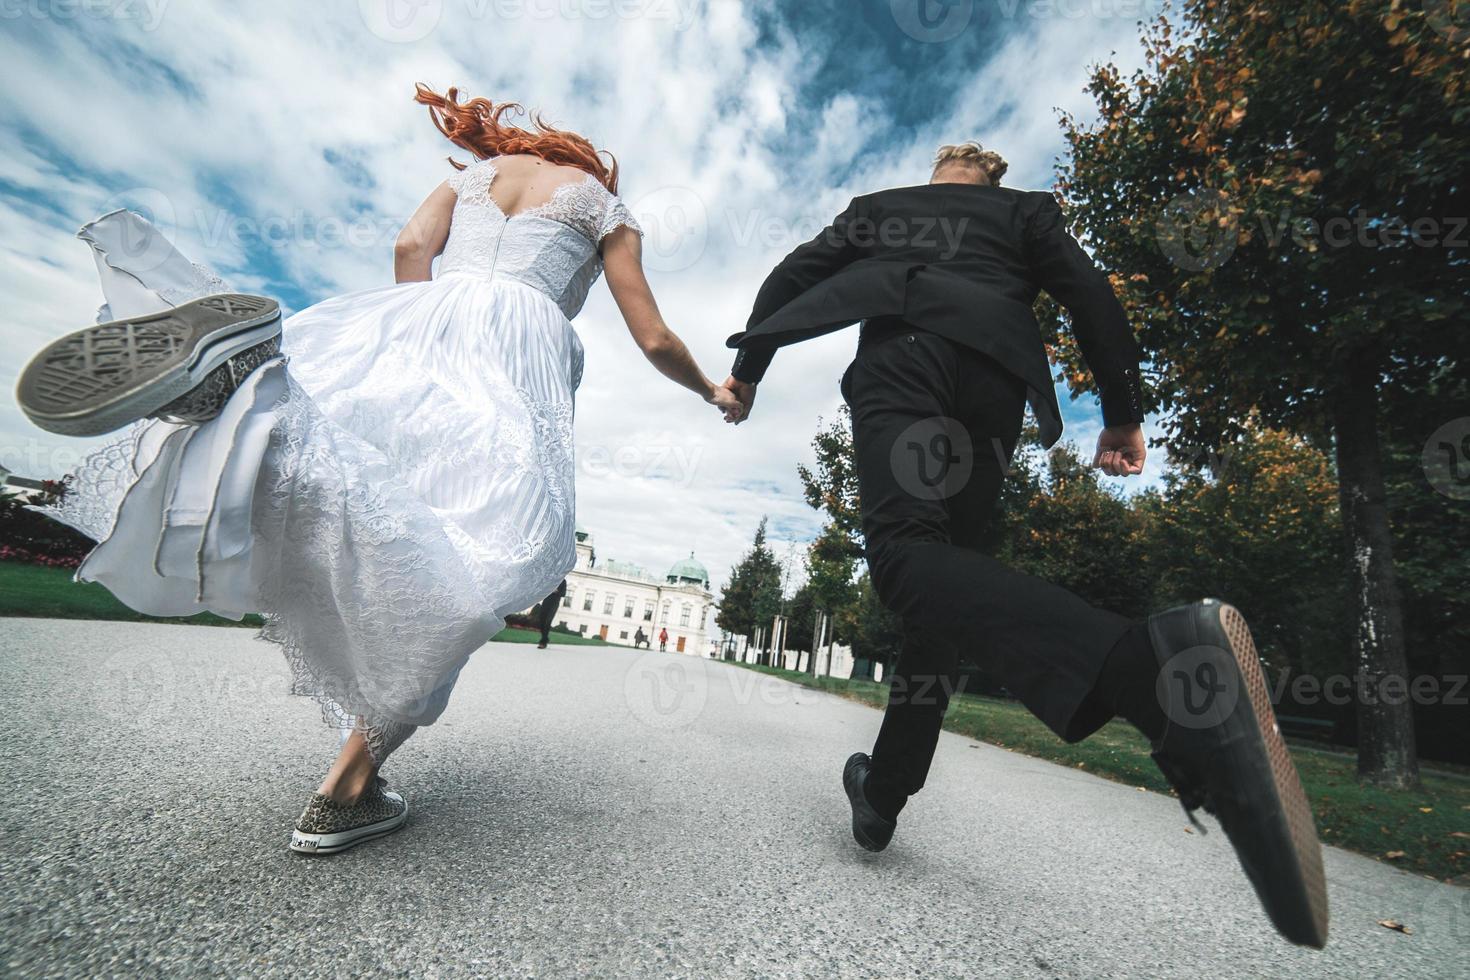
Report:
439,158,642,320
40,191,602,755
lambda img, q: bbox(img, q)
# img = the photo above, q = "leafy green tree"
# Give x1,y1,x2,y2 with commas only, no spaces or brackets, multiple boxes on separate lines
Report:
838,572,904,680
716,517,783,653
1379,370,1470,682
993,440,1155,621
1139,417,1347,678
1045,0,1467,786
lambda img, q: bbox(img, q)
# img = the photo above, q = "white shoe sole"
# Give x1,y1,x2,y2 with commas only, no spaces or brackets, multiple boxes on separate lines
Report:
17,293,281,436
288,794,409,855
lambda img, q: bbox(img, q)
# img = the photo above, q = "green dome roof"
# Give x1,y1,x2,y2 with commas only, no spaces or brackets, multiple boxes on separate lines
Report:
666,553,709,586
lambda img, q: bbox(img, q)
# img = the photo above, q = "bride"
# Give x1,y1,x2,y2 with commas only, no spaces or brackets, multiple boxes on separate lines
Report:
17,84,743,854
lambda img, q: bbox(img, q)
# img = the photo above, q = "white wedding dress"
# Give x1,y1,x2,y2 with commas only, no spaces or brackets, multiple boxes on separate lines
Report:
40,158,641,747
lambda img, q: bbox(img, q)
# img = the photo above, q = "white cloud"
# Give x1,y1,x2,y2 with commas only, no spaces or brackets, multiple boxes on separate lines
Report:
0,2,1157,604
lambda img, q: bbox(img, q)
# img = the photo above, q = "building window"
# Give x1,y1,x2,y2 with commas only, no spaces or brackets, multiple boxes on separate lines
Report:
680,605,691,627
583,591,595,611
562,593,572,608
643,600,654,621
623,598,634,618
603,594,615,615
619,630,629,640
578,624,586,634
661,600,671,623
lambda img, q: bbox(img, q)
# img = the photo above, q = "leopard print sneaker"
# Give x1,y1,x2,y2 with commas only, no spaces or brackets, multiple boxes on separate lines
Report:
289,776,408,855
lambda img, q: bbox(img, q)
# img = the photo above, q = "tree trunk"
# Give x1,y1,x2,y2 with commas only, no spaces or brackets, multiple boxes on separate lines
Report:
1331,349,1419,788
808,611,823,677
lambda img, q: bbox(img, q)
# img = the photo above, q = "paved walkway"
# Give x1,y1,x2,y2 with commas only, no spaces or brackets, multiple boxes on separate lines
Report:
1,619,1463,978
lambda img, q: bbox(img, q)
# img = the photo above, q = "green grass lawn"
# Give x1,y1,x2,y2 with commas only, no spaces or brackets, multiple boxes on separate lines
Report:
730,662,1470,884
0,560,266,628
492,626,609,646
0,561,606,647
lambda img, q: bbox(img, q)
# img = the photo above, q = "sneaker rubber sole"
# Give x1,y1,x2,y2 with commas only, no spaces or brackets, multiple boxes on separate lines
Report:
17,293,281,436
289,793,409,855
1216,601,1330,947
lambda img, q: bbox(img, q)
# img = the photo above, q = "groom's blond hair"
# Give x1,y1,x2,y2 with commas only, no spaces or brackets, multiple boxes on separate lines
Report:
932,141,1008,187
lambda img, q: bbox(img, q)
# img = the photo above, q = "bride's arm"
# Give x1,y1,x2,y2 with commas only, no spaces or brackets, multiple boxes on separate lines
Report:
602,227,741,417
394,182,457,283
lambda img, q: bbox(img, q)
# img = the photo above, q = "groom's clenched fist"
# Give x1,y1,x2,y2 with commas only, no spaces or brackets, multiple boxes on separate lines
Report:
721,376,757,425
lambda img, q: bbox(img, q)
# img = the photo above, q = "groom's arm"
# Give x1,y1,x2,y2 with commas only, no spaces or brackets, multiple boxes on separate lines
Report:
731,196,869,384
1024,192,1145,427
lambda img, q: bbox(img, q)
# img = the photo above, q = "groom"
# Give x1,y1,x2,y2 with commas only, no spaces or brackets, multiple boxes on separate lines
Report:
720,143,1328,948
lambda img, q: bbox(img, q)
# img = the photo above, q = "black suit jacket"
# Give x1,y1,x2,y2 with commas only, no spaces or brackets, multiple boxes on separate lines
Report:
726,183,1144,447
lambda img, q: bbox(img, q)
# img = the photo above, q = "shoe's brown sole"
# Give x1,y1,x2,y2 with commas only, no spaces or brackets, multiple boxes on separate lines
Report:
1220,602,1330,947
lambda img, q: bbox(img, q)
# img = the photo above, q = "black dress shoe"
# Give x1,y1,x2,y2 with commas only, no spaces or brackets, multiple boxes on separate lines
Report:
1147,598,1329,948
843,752,897,852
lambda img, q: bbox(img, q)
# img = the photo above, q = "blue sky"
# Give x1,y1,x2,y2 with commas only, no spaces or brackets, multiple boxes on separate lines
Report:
0,0,1164,593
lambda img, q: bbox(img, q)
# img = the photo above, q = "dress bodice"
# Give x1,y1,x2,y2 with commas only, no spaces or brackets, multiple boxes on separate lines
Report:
437,158,642,319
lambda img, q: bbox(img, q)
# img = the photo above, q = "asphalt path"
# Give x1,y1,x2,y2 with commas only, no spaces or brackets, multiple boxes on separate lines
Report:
1,618,1464,978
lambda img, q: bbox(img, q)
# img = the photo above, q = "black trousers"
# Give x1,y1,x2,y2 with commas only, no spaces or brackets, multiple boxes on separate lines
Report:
537,588,562,643
843,321,1133,804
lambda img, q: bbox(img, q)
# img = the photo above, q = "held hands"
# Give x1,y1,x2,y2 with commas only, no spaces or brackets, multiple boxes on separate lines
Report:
717,376,756,425
1093,423,1147,477
707,380,747,423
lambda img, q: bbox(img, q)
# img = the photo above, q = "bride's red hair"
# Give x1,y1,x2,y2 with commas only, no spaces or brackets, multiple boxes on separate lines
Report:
414,83,619,194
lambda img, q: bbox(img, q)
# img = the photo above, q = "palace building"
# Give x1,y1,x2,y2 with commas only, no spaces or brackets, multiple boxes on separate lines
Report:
537,526,714,654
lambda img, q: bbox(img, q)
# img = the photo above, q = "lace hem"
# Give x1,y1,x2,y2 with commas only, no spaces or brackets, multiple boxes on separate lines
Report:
30,421,154,542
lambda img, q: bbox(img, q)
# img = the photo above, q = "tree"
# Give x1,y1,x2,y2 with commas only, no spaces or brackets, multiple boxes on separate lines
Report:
716,517,784,655
838,572,904,680
992,438,1156,621
1045,0,1467,786
1139,416,1347,679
